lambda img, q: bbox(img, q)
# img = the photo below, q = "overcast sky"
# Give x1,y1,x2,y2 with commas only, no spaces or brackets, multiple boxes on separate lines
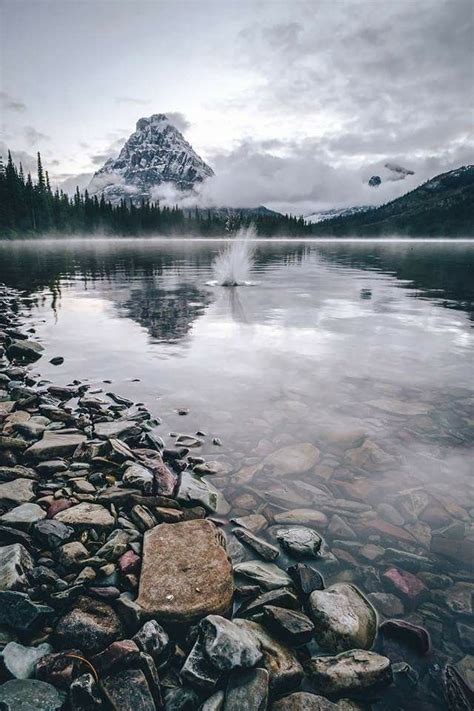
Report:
1,0,473,213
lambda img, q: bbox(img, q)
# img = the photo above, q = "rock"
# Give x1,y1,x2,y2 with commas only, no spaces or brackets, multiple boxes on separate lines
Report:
137,519,233,624
287,564,325,596
0,478,35,505
391,488,430,523
234,528,279,561
367,593,404,617
444,582,474,616
262,605,315,646
234,619,303,694
308,583,377,653
176,471,219,512
123,463,154,494
0,503,46,529
444,663,474,710
271,692,355,710
202,690,225,711
0,679,63,710
345,439,394,471
232,514,268,533
49,356,64,365
1,641,53,679
69,673,103,710
380,620,431,655
238,587,300,617
328,515,356,541
200,614,262,671
274,527,322,558
163,685,201,710
194,460,231,476
58,541,88,568
0,543,34,591
382,567,426,606
234,561,292,591
308,649,392,696
54,595,125,654
431,523,474,567
25,432,86,461
91,639,141,674
119,549,140,574
273,509,328,528
0,591,53,631
457,622,474,652
95,529,131,562
180,638,222,690
223,667,269,711
263,443,320,475
101,668,156,710
6,339,44,363
34,520,74,550
135,452,177,496
46,499,73,519
376,503,405,526
54,502,115,529
133,620,171,667
94,420,141,440
175,434,203,448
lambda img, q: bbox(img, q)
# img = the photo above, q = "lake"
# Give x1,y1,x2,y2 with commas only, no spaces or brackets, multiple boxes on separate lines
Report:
0,237,473,708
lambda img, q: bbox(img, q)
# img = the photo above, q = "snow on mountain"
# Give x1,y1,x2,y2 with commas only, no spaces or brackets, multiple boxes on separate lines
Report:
88,114,214,202
305,205,371,224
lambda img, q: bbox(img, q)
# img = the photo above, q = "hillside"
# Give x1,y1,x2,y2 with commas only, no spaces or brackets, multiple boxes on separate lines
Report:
311,166,474,237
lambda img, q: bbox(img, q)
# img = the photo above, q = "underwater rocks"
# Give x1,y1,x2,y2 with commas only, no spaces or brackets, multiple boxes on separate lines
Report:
308,584,377,653
308,649,392,696
137,519,234,624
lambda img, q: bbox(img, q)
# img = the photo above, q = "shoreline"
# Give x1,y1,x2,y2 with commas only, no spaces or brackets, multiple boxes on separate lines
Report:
0,281,471,710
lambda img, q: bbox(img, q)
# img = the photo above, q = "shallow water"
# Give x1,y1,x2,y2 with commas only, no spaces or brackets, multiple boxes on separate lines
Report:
0,237,473,708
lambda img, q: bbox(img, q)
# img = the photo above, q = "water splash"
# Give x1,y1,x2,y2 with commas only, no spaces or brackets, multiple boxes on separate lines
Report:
209,226,256,286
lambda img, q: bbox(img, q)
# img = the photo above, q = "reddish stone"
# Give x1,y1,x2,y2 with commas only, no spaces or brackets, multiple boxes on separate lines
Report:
380,619,431,655
358,518,416,544
47,499,73,519
36,649,89,689
382,567,426,606
119,550,141,575
92,639,141,674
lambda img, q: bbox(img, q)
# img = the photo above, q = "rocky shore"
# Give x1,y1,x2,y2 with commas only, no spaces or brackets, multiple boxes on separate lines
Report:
0,282,472,711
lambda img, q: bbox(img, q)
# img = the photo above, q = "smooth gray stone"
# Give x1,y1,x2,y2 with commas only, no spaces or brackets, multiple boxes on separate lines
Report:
1,641,53,679
223,667,269,711
234,561,292,591
0,679,63,710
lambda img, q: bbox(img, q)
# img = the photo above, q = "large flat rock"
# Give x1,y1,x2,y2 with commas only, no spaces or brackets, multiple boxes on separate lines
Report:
137,519,233,625
25,432,86,461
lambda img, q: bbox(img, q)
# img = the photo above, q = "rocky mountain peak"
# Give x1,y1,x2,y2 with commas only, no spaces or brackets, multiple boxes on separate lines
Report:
89,113,214,202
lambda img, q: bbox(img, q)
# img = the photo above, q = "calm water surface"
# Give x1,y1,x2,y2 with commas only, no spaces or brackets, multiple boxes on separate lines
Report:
0,238,473,709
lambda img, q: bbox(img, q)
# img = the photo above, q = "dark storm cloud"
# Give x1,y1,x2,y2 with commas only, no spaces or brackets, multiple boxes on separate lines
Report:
0,91,26,112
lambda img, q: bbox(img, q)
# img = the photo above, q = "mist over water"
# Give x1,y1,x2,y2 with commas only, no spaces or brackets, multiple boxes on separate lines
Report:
0,238,473,709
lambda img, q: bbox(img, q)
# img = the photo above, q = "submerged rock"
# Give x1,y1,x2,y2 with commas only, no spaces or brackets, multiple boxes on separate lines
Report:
308,583,377,653
200,614,262,671
263,605,315,646
234,527,280,561
308,649,392,696
274,526,322,558
263,443,320,475
137,519,233,624
234,561,292,591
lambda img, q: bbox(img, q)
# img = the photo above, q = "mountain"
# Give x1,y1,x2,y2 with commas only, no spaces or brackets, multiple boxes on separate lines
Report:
305,206,371,224
312,165,474,237
89,114,214,202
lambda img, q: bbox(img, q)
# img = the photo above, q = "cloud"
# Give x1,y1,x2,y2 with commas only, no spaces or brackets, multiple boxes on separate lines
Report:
24,126,50,146
115,96,150,106
165,112,191,134
0,91,26,112
57,172,94,195
0,141,37,175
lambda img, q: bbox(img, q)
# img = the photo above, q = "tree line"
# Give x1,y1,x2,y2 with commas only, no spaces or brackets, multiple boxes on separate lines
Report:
0,152,310,238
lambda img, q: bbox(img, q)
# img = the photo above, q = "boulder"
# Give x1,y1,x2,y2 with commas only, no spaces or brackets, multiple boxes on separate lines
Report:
287,564,325,596
308,649,392,696
6,339,44,363
263,443,320,475
274,527,322,558
223,667,269,710
234,619,303,694
1,503,46,529
54,596,125,654
200,614,262,671
262,606,315,646
271,692,359,710
101,668,156,710
308,583,377,653
0,543,34,591
1,641,53,679
25,432,86,461
137,519,233,624
0,478,35,505
176,471,219,512
0,679,63,710
94,420,141,440
54,502,114,530
0,591,53,631
234,561,292,591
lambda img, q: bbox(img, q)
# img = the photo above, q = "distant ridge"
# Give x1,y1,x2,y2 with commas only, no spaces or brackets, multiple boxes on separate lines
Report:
311,166,474,237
